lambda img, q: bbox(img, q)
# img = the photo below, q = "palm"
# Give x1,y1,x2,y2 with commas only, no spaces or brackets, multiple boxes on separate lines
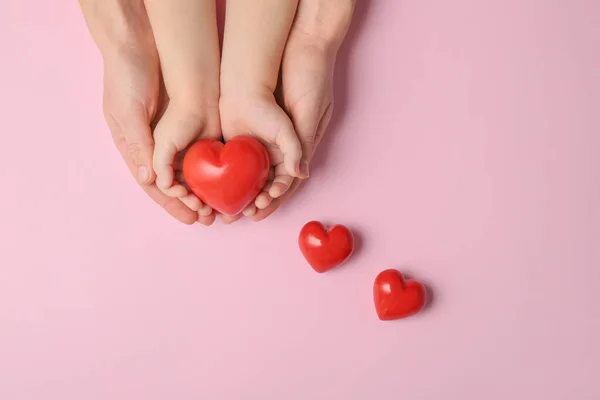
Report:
279,40,335,149
219,92,301,216
249,42,337,222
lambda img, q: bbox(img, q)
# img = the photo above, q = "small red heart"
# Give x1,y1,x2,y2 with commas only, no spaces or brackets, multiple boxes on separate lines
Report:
182,136,270,216
298,221,354,273
373,270,427,320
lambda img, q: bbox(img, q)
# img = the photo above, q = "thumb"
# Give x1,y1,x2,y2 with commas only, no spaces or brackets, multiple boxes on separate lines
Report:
105,108,156,186
290,102,334,179
275,117,303,178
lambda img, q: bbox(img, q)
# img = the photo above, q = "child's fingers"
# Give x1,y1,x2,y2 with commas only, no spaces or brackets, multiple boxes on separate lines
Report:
268,163,294,199
198,204,213,216
254,168,274,209
152,112,192,198
145,0,221,198
220,213,243,224
242,204,257,217
180,194,202,212
174,171,212,215
197,212,216,226
255,192,273,210
252,179,302,222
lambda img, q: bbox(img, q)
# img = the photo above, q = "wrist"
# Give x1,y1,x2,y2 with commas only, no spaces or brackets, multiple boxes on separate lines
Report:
291,0,355,53
220,69,275,102
80,0,155,59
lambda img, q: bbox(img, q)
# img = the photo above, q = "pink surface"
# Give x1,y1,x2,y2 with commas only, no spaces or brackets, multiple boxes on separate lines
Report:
1,1,600,399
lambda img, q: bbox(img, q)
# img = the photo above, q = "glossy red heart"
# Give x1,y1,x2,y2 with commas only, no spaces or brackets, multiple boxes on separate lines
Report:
182,136,270,216
373,270,427,320
298,221,354,273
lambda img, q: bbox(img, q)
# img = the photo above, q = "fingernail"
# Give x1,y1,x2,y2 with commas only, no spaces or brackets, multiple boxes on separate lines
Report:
300,160,310,178
294,161,301,177
137,166,149,183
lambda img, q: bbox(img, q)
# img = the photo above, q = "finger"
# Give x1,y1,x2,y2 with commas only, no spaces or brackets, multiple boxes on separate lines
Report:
198,203,213,216
292,101,334,179
174,171,208,213
268,163,295,198
108,113,197,224
152,109,204,198
275,117,303,178
145,0,221,196
252,179,302,222
220,213,243,224
242,204,257,217
179,193,202,212
115,134,197,224
143,184,198,225
255,192,273,210
254,169,274,208
197,212,216,226
105,109,156,186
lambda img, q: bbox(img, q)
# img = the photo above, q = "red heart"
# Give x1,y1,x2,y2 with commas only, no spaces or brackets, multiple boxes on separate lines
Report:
182,136,270,216
298,221,354,273
373,270,427,320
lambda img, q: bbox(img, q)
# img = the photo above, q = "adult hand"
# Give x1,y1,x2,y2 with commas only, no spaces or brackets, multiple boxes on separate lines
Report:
79,0,215,225
251,0,356,221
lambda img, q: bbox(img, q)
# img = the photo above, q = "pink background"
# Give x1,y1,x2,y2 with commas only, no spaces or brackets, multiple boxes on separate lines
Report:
1,0,600,399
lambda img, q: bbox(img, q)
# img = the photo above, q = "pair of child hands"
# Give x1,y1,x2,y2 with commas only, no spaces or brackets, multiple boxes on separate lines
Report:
148,0,311,223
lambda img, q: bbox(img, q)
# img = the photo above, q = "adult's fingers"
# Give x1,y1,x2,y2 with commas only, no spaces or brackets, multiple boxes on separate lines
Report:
275,116,304,178
102,50,160,187
298,101,333,175
142,184,199,225
104,109,156,185
109,115,198,225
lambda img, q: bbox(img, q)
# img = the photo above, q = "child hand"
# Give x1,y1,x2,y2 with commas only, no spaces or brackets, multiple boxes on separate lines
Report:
219,92,305,217
145,0,222,219
219,0,306,220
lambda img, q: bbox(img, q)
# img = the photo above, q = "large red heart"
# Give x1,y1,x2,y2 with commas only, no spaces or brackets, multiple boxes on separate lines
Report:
298,221,354,273
182,136,270,216
373,270,427,320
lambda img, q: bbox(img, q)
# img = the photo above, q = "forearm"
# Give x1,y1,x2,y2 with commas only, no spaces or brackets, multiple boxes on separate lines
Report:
144,0,220,104
291,0,355,54
78,0,156,58
220,0,299,96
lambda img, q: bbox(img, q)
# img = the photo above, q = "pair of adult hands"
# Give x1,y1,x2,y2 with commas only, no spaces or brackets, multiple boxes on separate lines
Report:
80,0,354,225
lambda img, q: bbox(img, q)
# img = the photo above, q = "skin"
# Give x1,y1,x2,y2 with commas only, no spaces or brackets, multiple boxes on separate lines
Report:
236,0,356,222
219,0,313,223
145,0,222,219
79,0,207,225
79,0,354,226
